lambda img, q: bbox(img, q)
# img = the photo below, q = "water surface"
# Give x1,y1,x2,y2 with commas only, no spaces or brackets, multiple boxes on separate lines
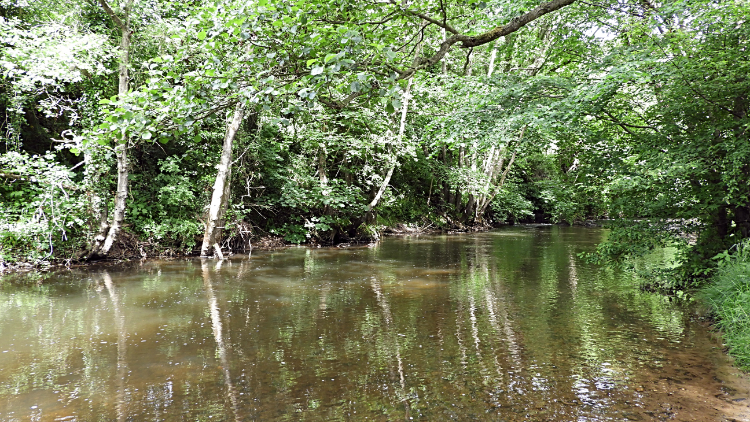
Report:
1,226,749,421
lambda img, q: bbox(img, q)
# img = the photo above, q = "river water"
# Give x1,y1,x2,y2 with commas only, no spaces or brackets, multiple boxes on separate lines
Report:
1,226,749,421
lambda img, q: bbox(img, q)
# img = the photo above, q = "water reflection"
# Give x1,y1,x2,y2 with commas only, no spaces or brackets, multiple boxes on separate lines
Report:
101,271,128,422
0,226,747,421
202,259,242,421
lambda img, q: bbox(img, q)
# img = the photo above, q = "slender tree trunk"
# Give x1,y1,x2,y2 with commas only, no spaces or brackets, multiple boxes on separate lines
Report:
366,78,413,220
442,145,453,206
453,145,464,211
464,48,474,76
90,0,133,258
476,127,525,219
215,164,232,245
201,103,246,257
463,194,476,222
318,148,328,186
487,48,498,77
478,151,517,217
441,28,448,75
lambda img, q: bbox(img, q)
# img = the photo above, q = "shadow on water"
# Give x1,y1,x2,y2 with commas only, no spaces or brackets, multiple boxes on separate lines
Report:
1,226,749,421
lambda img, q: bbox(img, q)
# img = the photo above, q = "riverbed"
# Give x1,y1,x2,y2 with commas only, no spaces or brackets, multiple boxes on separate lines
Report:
1,226,748,421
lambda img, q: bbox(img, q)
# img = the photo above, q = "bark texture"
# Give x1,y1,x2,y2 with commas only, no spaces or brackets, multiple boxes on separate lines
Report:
90,0,133,258
201,103,246,257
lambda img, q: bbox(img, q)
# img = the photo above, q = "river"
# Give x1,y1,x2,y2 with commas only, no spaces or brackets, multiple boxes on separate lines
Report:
1,226,749,421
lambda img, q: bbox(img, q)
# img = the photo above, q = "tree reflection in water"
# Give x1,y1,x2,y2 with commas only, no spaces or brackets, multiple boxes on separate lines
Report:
0,227,748,421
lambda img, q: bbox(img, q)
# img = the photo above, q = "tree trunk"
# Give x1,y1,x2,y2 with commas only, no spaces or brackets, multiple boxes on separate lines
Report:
453,145,464,211
475,127,524,220
366,78,413,220
100,144,129,255
463,194,476,222
201,103,246,257
487,48,498,77
318,148,328,186
478,151,517,217
441,28,448,75
464,48,474,76
90,0,133,258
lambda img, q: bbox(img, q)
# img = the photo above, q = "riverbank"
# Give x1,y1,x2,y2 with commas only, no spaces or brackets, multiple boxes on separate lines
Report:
699,239,750,372
0,220,458,274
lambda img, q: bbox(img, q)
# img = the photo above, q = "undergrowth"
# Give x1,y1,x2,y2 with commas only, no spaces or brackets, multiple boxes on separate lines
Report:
699,240,750,371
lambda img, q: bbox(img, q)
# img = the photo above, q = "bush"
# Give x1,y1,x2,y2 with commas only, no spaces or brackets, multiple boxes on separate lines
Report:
0,152,89,264
700,240,750,370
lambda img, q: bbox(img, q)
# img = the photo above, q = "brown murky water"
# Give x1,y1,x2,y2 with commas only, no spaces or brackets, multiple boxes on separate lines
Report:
1,226,749,421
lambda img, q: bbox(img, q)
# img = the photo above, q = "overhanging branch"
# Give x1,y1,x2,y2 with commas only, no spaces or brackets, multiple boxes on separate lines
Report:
396,0,578,80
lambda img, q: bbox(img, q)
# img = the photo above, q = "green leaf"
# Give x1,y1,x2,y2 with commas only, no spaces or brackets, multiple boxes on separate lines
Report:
307,58,318,66
311,66,325,76
142,131,152,140
385,102,395,113
324,53,337,64
196,31,207,41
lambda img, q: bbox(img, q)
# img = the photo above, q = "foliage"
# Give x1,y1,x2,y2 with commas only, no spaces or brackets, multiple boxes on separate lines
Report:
0,0,748,279
0,152,88,263
489,182,534,223
700,240,750,371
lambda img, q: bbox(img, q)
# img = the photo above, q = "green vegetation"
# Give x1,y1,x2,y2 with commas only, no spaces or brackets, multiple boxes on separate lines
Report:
700,240,750,370
0,0,749,363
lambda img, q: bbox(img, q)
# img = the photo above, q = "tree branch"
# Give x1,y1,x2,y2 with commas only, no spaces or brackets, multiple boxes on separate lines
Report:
396,0,577,80
0,172,24,180
601,110,660,133
458,0,577,48
389,0,460,34
97,0,127,31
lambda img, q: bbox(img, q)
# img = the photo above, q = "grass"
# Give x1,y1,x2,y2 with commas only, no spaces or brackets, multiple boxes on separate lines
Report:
699,240,750,371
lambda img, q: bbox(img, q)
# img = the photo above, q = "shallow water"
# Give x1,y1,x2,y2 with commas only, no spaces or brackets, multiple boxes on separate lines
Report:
1,226,749,421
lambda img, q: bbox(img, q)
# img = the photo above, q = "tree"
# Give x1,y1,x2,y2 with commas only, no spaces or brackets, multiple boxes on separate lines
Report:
88,0,135,258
